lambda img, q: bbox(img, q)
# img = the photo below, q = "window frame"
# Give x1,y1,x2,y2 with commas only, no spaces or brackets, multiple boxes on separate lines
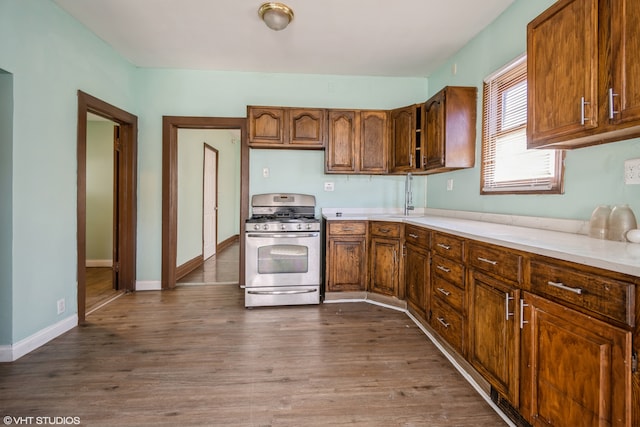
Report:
480,55,565,195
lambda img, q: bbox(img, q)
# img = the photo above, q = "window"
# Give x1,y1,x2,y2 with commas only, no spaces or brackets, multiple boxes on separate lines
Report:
481,55,564,194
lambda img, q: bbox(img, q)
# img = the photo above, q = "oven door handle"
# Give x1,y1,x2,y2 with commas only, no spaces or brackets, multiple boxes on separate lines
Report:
247,289,318,295
246,233,319,238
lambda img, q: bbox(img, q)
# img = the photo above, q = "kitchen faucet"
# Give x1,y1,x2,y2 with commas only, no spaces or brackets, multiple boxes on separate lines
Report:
404,172,414,216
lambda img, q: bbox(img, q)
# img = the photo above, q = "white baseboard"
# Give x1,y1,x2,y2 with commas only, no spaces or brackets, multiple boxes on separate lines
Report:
135,280,161,291
0,314,78,362
86,259,113,267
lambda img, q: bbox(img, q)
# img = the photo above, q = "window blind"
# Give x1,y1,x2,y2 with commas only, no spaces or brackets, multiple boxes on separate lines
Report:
481,55,563,194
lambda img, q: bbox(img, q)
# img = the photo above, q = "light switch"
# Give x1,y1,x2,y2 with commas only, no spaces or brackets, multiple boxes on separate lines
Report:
262,167,270,178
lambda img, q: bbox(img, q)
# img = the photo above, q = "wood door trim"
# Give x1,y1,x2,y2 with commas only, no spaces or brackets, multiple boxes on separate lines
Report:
77,90,138,324
162,116,248,289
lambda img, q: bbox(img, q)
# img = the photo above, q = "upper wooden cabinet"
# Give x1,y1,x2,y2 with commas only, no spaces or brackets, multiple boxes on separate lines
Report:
422,86,477,174
389,105,420,173
248,106,326,149
326,109,388,174
527,0,640,149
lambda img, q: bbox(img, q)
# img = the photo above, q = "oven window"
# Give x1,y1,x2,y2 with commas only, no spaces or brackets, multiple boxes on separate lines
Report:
258,244,309,274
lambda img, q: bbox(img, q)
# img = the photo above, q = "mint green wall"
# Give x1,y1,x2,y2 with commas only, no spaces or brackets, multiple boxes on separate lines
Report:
134,70,428,281
176,129,241,267
426,0,640,221
0,70,13,345
86,121,114,262
0,0,137,343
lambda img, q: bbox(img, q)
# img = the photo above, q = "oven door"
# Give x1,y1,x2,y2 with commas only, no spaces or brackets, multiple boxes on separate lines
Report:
245,231,320,288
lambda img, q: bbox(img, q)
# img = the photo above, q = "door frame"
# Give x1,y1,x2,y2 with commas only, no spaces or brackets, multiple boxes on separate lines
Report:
162,116,248,289
202,143,219,260
77,91,138,323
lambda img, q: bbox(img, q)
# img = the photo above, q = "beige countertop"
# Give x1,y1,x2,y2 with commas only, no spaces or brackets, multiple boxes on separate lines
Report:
322,209,640,278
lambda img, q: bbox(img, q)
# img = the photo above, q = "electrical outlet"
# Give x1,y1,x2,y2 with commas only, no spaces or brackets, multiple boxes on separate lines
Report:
262,167,270,178
447,179,454,191
624,158,640,184
324,182,334,192
57,298,65,315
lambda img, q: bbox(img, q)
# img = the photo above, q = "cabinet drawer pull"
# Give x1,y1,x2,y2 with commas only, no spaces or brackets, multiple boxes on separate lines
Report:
437,317,450,328
580,96,591,126
547,280,583,295
437,243,451,250
437,287,451,296
342,227,354,231
609,88,619,119
379,228,391,233
477,257,498,265
436,265,451,273
505,292,514,321
408,233,419,239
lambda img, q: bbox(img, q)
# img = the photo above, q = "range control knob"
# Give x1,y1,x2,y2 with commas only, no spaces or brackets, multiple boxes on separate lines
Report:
297,223,303,230
281,224,287,230
253,224,261,230
306,224,312,230
263,224,269,230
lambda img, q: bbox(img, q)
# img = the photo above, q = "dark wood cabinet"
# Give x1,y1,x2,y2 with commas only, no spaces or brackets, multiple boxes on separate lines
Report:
325,221,368,292
389,105,421,173
248,106,326,149
527,0,640,149
520,291,632,426
369,222,403,297
404,225,430,320
326,110,388,174
422,86,477,173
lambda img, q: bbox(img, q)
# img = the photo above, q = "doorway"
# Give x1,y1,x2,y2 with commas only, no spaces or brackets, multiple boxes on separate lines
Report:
162,116,248,289
203,144,218,261
77,91,138,323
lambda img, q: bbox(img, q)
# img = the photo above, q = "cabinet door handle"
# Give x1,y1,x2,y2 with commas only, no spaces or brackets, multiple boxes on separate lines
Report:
505,292,514,320
436,265,451,273
408,233,419,239
437,317,450,328
520,299,529,329
437,287,451,296
609,88,619,119
580,96,591,126
547,280,583,295
437,243,451,250
477,257,498,265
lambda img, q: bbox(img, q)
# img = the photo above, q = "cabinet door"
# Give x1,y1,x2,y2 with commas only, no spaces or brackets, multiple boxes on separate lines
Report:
404,243,429,319
527,0,599,147
468,271,520,406
390,106,416,172
326,110,357,172
327,237,367,291
360,110,388,173
248,107,286,145
611,0,640,125
520,292,631,426
423,91,445,169
289,108,326,148
369,237,400,296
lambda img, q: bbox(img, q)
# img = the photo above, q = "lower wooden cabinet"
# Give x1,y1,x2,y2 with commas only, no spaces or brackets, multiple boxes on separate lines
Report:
519,291,632,427
369,222,403,297
468,270,520,406
326,221,367,292
404,240,430,319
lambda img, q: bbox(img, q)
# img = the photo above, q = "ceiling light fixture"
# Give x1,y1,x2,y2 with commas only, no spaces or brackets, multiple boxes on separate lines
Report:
258,2,294,31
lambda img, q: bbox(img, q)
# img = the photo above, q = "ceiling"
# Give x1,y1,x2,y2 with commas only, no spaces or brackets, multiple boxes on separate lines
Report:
53,0,514,78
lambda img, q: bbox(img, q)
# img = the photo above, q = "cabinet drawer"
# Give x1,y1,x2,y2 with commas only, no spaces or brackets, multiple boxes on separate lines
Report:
370,221,401,238
432,232,464,261
468,242,522,283
327,221,367,236
431,297,464,353
405,225,430,248
431,254,465,289
530,260,635,326
432,275,464,312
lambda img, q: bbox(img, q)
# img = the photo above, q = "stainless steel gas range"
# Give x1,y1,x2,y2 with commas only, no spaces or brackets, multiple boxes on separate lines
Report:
244,193,321,308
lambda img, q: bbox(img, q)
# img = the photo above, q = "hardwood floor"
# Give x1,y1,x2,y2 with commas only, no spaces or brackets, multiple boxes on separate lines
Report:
85,267,123,314
0,285,508,426
178,242,240,284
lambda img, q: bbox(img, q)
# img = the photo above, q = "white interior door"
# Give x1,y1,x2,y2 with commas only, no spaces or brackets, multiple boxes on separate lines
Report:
203,145,217,260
